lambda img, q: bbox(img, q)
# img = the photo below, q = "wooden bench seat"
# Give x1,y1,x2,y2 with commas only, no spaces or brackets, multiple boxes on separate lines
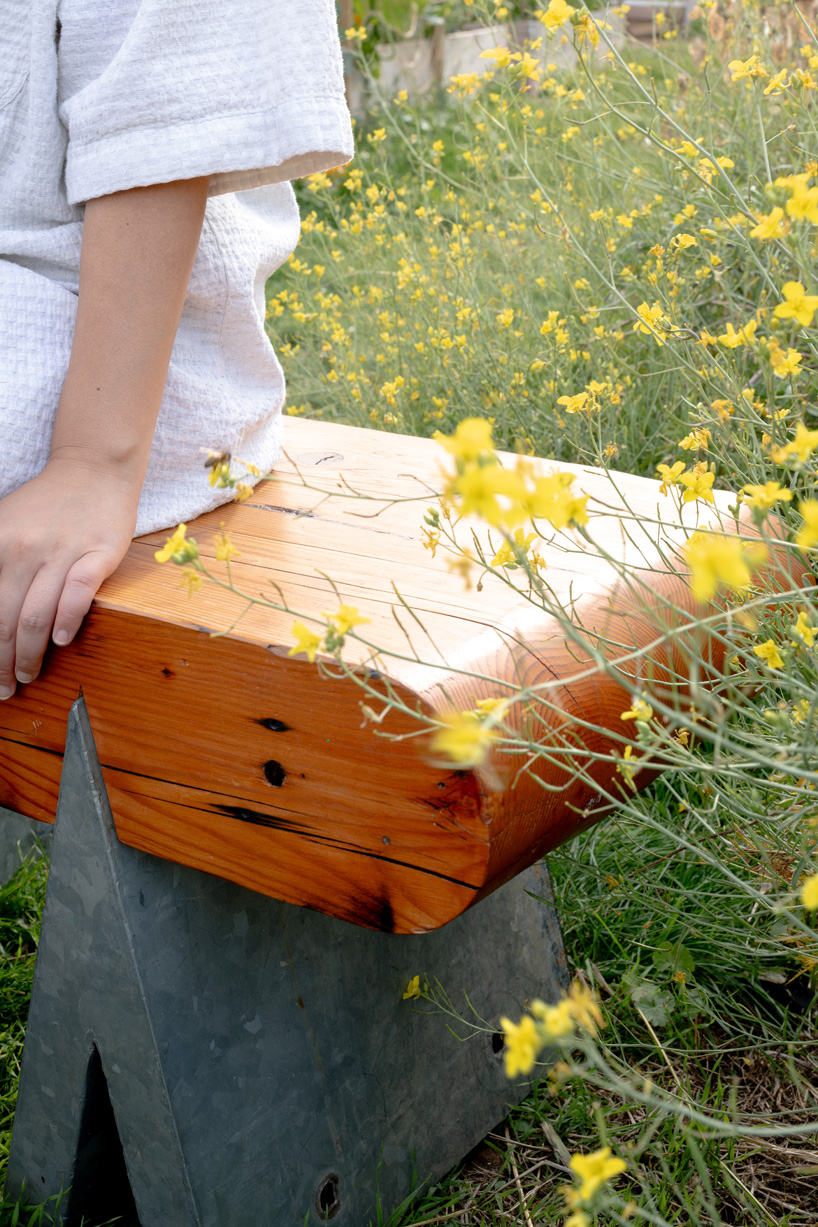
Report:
0,418,752,933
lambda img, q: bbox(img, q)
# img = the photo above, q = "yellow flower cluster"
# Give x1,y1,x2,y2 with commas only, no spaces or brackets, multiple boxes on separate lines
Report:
434,418,589,533
500,979,604,1078
288,605,371,664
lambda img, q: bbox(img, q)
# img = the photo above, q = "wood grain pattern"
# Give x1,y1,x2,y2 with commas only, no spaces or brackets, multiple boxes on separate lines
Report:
0,419,803,931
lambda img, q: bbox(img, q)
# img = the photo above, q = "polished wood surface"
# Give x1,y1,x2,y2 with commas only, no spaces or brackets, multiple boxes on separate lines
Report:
0,419,797,932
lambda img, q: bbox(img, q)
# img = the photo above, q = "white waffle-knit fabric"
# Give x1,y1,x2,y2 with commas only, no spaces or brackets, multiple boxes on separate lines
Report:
0,0,354,533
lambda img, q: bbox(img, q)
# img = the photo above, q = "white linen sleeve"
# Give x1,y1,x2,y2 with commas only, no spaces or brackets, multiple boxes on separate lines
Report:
57,0,354,205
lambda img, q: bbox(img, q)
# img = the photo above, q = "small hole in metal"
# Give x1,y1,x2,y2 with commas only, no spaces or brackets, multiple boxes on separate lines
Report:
491,1032,505,1056
315,1172,341,1220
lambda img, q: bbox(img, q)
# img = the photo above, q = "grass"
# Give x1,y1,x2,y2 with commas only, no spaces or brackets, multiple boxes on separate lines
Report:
2,2,818,1223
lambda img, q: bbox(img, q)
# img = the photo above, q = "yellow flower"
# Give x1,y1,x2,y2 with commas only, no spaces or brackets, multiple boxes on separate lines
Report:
566,980,604,1035
717,320,757,348
771,422,818,465
565,1214,590,1227
214,527,240,562
679,465,715,504
496,307,515,329
740,481,793,512
656,460,685,495
796,499,818,550
670,232,698,251
491,528,538,568
500,1014,541,1078
324,604,371,635
634,301,668,345
750,207,789,240
531,997,575,1037
454,461,527,528
621,698,653,722
536,0,576,31
430,710,497,766
178,567,202,597
525,470,589,530
557,391,590,414
155,523,195,564
403,975,422,1000
679,427,711,451
772,347,803,377
763,67,789,95
233,481,253,503
774,282,818,328
684,531,767,602
802,872,818,910
434,417,494,462
728,55,767,81
288,623,323,663
792,610,815,647
569,1147,627,1202
479,46,516,69
754,639,785,669
777,174,818,223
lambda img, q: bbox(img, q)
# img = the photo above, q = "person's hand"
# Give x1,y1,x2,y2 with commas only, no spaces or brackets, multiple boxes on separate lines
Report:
0,457,139,698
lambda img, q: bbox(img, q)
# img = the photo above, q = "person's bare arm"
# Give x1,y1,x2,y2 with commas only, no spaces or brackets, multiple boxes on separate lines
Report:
0,175,209,698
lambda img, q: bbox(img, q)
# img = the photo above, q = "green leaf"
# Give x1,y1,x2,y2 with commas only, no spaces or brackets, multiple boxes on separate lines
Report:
628,977,674,1026
652,940,696,978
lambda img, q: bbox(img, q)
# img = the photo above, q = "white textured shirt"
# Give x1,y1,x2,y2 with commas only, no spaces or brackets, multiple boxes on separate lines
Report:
0,0,353,533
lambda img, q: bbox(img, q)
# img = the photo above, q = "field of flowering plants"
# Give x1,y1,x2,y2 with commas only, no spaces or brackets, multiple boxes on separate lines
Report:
259,1,818,1222
2,3,818,1225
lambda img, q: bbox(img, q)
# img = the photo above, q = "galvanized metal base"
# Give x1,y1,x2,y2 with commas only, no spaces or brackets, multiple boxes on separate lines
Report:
6,699,568,1227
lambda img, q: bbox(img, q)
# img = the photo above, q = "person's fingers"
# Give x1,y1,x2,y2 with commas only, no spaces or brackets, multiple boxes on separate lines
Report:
14,567,67,685
51,552,113,649
0,571,31,700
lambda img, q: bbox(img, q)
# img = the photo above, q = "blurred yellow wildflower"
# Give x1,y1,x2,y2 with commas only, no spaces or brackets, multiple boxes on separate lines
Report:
537,0,576,31
500,1014,540,1077
214,527,240,562
740,481,793,512
525,470,589,530
773,282,818,328
154,523,191,564
771,422,818,465
569,1147,627,1201
288,623,322,663
771,347,803,377
777,174,818,223
496,307,515,328
402,975,422,1000
178,568,202,596
792,610,815,648
754,639,785,669
802,873,818,910
728,55,768,81
557,391,589,413
717,320,757,348
435,418,494,462
684,531,767,602
567,980,604,1035
750,207,788,240
530,997,575,1037
621,698,653,722
763,68,789,95
479,46,517,69
491,528,538,568
796,500,818,550
430,710,497,766
324,604,371,635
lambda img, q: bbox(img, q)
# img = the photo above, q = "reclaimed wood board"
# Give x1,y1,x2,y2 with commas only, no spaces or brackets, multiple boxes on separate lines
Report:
0,418,790,932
